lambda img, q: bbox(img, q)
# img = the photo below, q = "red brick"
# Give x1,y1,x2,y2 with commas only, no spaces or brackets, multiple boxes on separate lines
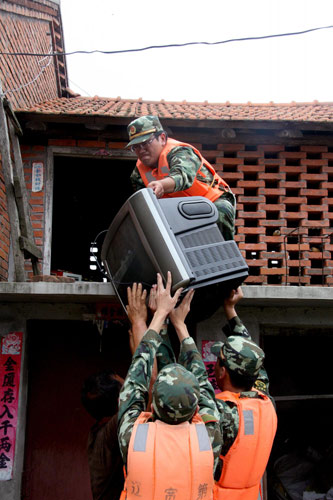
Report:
279,152,306,159
242,165,265,173
262,203,285,211
300,146,328,152
238,195,265,203
239,211,266,219
259,220,286,227
217,144,245,151
258,188,285,195
258,159,285,166
300,220,329,228
77,140,106,148
48,139,77,146
260,268,284,275
216,157,243,165
257,145,284,152
248,262,266,270
300,189,327,197
238,180,265,188
300,173,327,181
302,205,328,212
237,227,265,234
280,166,306,173
108,142,127,149
239,243,266,250
237,151,263,158
244,276,265,283
300,159,327,167
282,196,307,204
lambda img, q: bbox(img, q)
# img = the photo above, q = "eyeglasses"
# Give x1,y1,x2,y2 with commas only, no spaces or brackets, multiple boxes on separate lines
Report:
130,135,156,153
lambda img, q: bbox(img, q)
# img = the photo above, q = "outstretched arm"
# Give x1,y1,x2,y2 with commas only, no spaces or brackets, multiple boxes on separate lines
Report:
118,272,183,464
126,282,148,354
222,287,272,397
222,287,250,339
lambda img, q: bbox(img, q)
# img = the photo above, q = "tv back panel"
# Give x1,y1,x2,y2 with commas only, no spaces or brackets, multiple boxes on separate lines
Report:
101,188,248,311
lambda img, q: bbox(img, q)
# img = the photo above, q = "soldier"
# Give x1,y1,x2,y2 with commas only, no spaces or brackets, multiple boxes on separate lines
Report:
117,272,222,500
211,287,277,500
126,115,236,241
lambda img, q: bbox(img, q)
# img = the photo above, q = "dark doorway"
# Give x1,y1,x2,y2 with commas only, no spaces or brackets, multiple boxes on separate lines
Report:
51,156,134,281
22,319,131,500
262,328,333,500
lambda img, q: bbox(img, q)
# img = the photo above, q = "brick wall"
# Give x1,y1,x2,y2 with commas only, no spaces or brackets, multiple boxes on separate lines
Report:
2,137,333,285
211,143,333,286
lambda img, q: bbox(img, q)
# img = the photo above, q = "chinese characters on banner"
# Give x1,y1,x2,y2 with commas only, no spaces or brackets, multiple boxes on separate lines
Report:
32,162,43,192
0,332,23,480
201,340,219,393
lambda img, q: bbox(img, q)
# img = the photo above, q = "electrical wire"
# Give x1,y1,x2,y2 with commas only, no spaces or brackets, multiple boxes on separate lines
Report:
0,25,332,58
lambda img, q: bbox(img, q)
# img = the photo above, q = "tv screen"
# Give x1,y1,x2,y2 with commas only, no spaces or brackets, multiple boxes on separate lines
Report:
101,188,248,313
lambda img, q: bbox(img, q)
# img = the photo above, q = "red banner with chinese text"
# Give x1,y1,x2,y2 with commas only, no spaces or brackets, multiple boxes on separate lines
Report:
201,340,219,393
0,332,23,480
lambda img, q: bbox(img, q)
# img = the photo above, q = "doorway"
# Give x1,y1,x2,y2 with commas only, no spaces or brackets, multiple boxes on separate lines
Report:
51,156,134,281
22,319,131,500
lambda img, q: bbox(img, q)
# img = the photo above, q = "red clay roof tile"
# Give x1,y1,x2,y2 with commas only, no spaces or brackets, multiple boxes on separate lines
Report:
14,96,333,124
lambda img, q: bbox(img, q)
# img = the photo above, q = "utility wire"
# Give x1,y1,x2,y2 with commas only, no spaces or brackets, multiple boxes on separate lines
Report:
0,24,332,58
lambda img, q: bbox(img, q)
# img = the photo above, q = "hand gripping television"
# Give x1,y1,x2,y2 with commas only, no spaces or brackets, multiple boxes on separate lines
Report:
101,188,248,312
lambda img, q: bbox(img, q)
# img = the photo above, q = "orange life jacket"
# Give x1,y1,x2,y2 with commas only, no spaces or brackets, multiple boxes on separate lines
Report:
214,390,277,500
136,138,230,202
120,411,214,500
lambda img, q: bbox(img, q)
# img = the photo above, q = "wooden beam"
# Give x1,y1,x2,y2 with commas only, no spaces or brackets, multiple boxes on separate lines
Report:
19,236,42,259
0,81,26,281
3,97,23,136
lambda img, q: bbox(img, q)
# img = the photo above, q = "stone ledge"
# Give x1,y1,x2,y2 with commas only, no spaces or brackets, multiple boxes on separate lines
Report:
0,282,332,307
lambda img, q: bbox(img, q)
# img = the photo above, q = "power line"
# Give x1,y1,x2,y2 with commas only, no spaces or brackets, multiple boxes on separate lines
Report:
0,24,332,58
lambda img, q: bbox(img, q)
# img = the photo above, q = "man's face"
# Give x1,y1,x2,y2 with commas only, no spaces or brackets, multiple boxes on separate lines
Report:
133,133,167,167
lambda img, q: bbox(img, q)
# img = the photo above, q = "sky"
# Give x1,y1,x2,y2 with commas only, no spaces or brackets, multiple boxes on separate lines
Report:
59,0,333,104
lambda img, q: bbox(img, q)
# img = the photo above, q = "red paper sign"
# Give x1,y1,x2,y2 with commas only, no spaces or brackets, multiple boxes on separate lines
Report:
201,340,220,393
0,332,23,480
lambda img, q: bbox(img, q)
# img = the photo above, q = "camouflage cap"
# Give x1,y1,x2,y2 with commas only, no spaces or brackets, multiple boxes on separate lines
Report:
211,336,264,377
126,115,164,148
152,363,200,425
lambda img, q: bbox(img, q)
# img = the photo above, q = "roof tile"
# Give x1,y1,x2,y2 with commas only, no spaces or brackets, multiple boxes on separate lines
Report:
15,96,333,123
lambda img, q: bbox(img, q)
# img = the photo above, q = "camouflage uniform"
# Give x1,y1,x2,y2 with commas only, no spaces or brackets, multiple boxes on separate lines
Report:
211,315,273,479
117,329,222,472
127,115,236,241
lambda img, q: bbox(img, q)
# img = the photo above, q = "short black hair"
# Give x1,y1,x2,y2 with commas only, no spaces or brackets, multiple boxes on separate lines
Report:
218,357,257,392
155,130,168,140
81,370,122,420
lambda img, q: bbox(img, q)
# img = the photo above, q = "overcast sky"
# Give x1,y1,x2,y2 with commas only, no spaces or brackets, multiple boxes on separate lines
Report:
59,0,333,104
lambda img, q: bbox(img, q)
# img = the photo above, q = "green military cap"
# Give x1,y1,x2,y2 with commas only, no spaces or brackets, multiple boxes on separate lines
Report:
152,363,200,425
126,115,164,148
211,336,264,377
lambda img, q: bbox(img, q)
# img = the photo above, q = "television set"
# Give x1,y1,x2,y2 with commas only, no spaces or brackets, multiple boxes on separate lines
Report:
101,188,248,314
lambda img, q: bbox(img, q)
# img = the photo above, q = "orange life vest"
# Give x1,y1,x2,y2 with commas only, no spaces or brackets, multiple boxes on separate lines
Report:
136,138,230,203
120,411,214,500
214,390,277,500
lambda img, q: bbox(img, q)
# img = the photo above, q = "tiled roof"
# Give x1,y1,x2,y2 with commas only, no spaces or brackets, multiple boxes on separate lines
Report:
15,97,333,123
0,0,68,109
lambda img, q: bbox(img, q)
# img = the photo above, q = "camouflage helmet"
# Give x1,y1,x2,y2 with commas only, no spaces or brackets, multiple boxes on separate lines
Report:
126,115,164,148
211,336,264,377
152,363,200,425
